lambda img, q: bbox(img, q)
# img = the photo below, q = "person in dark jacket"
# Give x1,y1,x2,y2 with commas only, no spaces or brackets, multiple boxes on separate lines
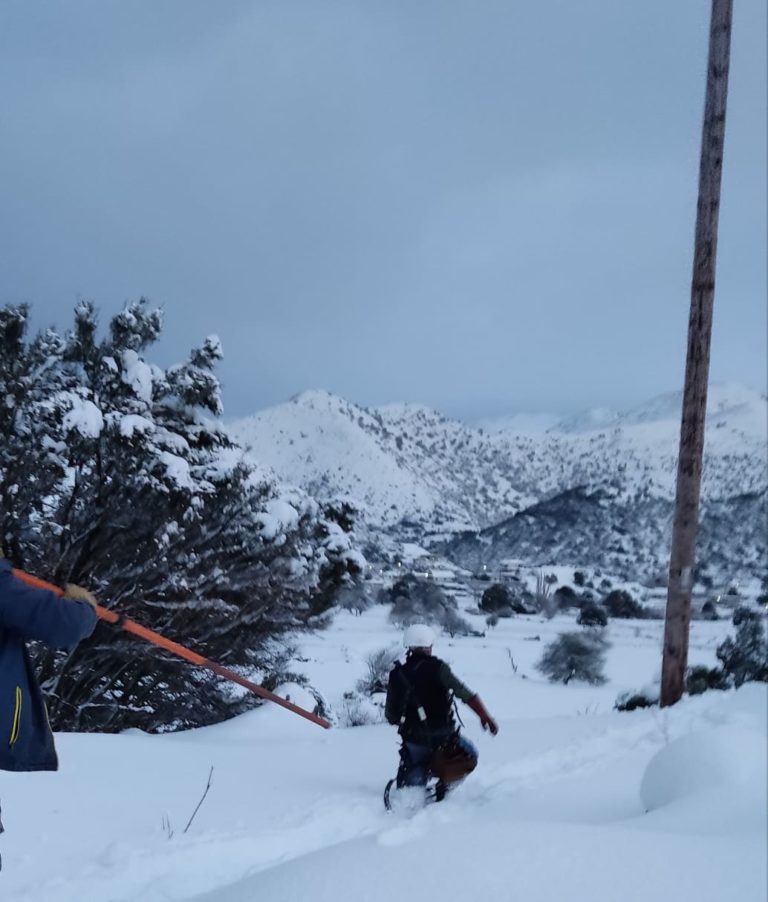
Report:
385,623,498,796
0,556,97,868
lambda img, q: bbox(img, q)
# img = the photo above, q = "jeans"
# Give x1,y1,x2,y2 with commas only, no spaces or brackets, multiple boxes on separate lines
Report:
398,733,478,787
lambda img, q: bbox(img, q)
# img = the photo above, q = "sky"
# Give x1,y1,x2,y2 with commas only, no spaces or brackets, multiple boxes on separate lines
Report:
0,0,765,420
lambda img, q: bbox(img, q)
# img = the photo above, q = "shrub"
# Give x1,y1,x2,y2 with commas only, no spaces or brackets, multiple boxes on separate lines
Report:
553,585,578,610
716,612,768,687
534,570,555,617
577,601,608,628
387,575,450,625
536,631,609,685
511,593,535,614
604,589,645,619
442,607,476,637
356,645,400,695
485,614,500,630
386,575,475,636
480,583,513,613
614,690,658,712
700,599,719,621
685,665,730,696
336,585,374,615
732,605,759,627
337,693,383,728
573,571,586,587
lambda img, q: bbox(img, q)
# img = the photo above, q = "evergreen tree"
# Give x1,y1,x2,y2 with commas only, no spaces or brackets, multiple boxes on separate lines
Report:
716,609,768,687
0,301,363,732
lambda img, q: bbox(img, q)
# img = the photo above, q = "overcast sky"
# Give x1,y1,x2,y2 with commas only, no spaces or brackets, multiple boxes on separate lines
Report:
1,1,765,420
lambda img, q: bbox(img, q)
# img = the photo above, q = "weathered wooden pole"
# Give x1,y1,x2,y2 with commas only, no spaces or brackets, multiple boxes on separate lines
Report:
660,0,733,707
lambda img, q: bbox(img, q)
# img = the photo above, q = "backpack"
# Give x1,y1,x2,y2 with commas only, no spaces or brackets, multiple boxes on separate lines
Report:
385,661,412,726
386,656,452,732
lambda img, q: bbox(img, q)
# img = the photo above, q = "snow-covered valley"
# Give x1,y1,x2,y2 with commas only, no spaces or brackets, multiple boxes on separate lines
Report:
2,604,765,902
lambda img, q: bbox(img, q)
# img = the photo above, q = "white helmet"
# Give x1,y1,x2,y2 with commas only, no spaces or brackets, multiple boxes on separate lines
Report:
403,623,435,650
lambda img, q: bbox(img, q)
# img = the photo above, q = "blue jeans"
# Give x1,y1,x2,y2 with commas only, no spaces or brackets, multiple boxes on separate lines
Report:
398,734,478,787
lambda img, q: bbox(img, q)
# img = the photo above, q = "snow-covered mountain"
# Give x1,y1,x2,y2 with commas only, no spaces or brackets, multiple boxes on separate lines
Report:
230,390,534,533
229,384,767,583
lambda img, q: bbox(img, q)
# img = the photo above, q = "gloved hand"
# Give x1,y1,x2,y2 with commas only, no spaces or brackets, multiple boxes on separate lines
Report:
64,583,98,608
468,695,499,735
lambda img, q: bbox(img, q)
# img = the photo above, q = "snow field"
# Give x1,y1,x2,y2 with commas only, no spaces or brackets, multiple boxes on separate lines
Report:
0,605,765,901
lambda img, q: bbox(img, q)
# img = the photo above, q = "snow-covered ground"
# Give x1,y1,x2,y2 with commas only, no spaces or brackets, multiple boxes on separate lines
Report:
1,606,765,902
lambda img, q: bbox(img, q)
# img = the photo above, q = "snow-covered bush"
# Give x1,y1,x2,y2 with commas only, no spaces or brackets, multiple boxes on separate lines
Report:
699,599,719,621
356,646,400,695
577,601,608,628
337,692,383,728
480,582,529,616
0,302,363,732
716,609,768,687
603,589,646,619
614,690,658,712
536,631,609,685
443,607,477,637
385,574,473,636
480,583,513,613
335,584,375,615
552,585,578,610
686,665,730,696
732,604,759,627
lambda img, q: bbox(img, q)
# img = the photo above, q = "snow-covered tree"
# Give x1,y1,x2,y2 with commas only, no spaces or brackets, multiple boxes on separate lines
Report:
537,631,609,685
384,574,473,636
716,609,768,687
0,301,363,732
577,601,608,628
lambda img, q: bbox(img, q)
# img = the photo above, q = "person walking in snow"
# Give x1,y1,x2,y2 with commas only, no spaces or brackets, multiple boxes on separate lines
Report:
0,553,98,869
385,623,498,801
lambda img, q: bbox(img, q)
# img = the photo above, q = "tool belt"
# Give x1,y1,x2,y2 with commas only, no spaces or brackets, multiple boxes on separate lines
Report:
430,734,477,784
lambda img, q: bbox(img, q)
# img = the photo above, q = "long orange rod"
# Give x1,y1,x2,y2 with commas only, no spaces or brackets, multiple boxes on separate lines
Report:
12,568,331,729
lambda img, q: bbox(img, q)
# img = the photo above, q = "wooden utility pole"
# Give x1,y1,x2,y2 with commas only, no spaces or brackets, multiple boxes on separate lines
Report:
660,0,733,707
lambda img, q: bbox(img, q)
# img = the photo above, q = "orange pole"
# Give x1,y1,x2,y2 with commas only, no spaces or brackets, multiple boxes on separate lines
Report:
12,568,331,729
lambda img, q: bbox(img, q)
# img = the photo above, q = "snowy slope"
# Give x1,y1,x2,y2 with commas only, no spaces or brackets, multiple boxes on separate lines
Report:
1,605,765,902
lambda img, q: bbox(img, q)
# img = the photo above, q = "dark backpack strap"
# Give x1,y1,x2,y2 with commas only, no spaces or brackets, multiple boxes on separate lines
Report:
391,661,428,729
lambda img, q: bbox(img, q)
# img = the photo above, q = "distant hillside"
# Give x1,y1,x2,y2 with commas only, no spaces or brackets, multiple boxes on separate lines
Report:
229,384,767,584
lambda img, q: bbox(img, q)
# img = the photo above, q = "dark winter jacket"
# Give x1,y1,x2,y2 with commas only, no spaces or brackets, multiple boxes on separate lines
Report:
0,560,97,772
385,652,474,743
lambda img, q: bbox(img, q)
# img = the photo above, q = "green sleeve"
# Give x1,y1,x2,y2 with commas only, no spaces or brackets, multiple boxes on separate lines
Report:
439,662,475,703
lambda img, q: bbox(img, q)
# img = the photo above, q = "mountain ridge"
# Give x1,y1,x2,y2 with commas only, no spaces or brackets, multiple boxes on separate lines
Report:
229,384,767,583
